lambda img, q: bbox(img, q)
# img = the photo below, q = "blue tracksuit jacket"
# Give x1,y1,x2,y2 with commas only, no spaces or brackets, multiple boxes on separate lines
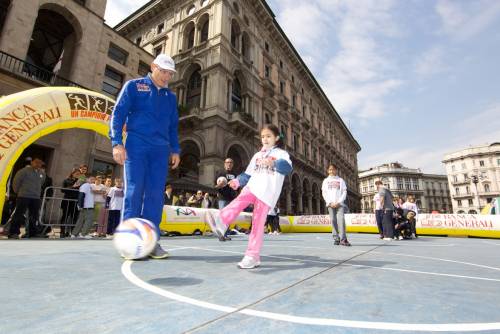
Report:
109,74,180,236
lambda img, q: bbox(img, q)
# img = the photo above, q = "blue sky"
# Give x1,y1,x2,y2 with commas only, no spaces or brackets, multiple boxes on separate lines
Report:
104,0,500,174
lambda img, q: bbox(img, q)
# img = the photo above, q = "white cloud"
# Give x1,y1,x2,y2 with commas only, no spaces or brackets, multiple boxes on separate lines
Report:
104,0,150,27
414,46,450,77
436,0,500,41
360,102,500,173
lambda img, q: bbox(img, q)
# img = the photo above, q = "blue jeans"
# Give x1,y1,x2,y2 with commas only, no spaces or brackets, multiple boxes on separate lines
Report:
123,142,169,237
375,209,384,236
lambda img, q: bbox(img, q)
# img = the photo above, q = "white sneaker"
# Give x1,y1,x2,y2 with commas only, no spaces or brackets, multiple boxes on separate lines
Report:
82,234,93,240
398,236,404,240
383,237,393,241
70,235,76,239
237,255,261,269
205,211,227,241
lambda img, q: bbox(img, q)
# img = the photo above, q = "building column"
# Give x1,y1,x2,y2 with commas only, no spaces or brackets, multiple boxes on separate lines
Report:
201,76,207,108
286,189,292,214
307,193,313,215
297,187,303,213
228,80,233,112
0,1,38,58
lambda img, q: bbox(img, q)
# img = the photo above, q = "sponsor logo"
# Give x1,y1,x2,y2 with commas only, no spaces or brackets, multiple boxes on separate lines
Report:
175,207,196,216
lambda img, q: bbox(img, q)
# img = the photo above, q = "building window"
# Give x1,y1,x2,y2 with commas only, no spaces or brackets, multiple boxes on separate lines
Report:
484,183,490,192
451,165,455,171
293,134,298,152
479,160,485,167
304,142,309,159
201,0,209,7
292,94,296,107
279,60,283,68
233,2,240,13
466,186,470,194
264,42,269,52
497,158,500,166
138,61,149,77
157,23,165,34
92,159,115,178
186,69,202,109
231,20,240,50
102,66,123,97
455,187,460,195
231,78,242,112
186,5,195,16
461,162,466,170
264,65,270,78
73,0,86,5
107,43,128,65
292,75,295,83
200,18,209,43
154,45,163,57
135,36,142,46
457,199,462,206
242,32,250,60
468,199,473,205
463,173,468,181
453,175,458,182
280,125,287,144
279,81,285,94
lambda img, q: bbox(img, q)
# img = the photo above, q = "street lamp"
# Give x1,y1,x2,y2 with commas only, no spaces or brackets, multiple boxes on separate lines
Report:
470,173,487,213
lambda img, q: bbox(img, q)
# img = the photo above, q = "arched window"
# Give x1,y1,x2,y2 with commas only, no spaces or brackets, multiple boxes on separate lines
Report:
186,5,196,16
241,32,250,60
184,22,195,50
200,18,209,43
231,78,242,112
186,68,202,109
230,20,240,50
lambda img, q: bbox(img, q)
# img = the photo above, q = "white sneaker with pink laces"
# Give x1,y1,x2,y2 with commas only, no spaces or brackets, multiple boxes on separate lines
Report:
237,255,261,269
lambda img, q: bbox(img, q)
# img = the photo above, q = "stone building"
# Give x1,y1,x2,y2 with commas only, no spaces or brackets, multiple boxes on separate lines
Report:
442,143,500,214
359,162,452,213
0,0,361,214
115,0,361,214
0,0,153,190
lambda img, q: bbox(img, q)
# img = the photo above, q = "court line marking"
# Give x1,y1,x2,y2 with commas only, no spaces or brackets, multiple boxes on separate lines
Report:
121,261,500,331
483,241,500,247
183,246,500,282
221,244,500,273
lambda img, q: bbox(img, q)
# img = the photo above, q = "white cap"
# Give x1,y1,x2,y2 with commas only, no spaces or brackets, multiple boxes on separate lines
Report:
153,54,176,72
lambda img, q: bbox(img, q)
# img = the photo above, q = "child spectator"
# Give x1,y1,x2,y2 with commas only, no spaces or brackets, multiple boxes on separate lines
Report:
106,178,124,236
71,176,96,239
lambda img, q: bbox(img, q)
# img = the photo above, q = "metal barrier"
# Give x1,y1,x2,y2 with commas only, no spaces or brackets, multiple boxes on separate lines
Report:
40,186,80,237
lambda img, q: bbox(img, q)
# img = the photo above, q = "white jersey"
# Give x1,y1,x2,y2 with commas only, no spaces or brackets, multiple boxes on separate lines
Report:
373,193,382,210
107,186,124,211
79,182,95,209
92,184,107,203
246,147,291,208
321,175,347,206
402,201,419,214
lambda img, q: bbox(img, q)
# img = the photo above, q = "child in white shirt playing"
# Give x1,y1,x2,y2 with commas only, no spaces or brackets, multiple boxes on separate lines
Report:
206,124,292,269
322,164,351,246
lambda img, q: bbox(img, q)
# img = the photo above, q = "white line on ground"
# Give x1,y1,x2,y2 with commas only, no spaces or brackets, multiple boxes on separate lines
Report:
171,246,500,282
121,261,500,331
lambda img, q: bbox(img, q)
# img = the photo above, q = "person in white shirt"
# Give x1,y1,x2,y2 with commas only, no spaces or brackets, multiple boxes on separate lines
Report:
322,164,351,246
402,195,419,238
401,195,419,215
106,178,124,235
373,192,384,238
92,176,108,235
206,124,292,269
71,176,96,239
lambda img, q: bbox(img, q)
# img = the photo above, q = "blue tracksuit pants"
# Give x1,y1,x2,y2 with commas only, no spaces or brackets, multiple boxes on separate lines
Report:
123,142,169,237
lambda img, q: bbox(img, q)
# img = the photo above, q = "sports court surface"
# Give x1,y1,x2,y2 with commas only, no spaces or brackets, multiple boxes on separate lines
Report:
2,233,500,334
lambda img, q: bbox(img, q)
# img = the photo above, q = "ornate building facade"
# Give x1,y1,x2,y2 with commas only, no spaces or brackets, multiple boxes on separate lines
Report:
0,0,361,214
359,162,452,213
442,143,500,214
115,0,361,214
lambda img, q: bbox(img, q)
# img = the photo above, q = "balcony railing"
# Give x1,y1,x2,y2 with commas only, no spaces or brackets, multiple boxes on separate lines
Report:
0,50,86,89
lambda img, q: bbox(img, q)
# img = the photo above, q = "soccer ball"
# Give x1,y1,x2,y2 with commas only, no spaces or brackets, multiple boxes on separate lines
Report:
113,218,158,260
217,176,228,186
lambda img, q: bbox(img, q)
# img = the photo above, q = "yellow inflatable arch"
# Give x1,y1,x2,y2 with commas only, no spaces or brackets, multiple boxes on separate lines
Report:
0,87,115,222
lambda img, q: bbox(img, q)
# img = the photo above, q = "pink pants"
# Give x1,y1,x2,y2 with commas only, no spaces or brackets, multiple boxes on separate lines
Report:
219,187,270,261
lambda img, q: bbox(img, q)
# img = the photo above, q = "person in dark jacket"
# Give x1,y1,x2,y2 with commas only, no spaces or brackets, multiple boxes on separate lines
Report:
60,168,82,238
9,158,45,238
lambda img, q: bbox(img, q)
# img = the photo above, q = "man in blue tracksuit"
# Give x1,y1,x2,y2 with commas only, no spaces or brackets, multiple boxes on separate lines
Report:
109,54,180,259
